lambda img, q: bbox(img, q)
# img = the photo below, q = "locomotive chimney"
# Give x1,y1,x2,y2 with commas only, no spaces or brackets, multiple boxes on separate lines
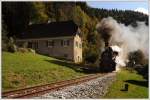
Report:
105,42,109,48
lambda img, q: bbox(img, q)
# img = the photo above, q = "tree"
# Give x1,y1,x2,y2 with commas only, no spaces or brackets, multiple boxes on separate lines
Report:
72,6,90,27
128,50,146,67
2,2,33,37
2,20,9,51
84,47,99,64
30,2,49,24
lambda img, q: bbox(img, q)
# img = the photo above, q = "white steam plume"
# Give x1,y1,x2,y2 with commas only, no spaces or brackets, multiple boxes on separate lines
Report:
111,45,125,71
97,17,149,68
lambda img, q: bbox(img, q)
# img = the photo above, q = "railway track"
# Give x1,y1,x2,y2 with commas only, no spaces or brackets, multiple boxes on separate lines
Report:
2,73,106,98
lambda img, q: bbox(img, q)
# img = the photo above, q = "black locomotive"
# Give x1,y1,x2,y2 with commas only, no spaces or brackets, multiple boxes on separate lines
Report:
99,46,118,72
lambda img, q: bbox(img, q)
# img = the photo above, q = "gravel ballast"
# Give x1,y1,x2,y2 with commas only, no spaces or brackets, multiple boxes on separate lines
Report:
35,72,116,99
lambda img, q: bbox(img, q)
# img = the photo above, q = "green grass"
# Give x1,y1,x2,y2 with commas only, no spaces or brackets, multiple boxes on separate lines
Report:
104,69,148,98
2,52,86,91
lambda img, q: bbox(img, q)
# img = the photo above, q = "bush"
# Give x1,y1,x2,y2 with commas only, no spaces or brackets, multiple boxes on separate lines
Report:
136,64,148,80
18,48,36,54
22,42,28,48
7,37,17,53
127,50,146,67
28,48,36,54
8,44,17,53
85,51,99,64
18,48,28,53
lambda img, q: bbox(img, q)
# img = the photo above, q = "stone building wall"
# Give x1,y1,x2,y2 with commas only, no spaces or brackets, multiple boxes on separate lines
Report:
16,35,82,63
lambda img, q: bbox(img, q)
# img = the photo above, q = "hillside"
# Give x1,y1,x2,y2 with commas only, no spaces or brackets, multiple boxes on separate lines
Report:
2,52,86,91
2,2,148,64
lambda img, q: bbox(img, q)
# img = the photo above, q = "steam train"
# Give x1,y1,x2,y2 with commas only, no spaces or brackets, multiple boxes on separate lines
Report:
99,46,118,72
82,43,118,73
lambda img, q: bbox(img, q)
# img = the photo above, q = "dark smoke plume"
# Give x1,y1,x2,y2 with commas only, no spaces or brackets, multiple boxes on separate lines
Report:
96,18,114,46
96,17,149,68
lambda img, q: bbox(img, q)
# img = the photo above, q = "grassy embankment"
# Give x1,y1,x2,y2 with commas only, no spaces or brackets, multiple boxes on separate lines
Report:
3,51,148,98
104,69,148,98
2,52,86,91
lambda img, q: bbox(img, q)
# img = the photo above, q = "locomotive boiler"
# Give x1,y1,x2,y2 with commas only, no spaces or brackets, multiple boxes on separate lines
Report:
99,43,118,72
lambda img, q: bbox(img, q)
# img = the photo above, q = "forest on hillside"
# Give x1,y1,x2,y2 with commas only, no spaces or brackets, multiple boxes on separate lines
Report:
2,2,148,65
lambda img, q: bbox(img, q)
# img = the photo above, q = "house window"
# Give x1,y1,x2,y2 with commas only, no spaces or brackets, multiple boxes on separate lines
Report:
35,42,38,49
78,56,80,62
64,54,68,58
28,41,38,49
67,40,70,46
76,41,78,47
79,43,82,48
61,40,63,46
61,40,70,46
47,40,54,47
28,42,32,48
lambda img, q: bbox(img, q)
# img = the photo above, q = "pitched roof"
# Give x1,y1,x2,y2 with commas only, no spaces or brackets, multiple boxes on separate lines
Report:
18,20,79,39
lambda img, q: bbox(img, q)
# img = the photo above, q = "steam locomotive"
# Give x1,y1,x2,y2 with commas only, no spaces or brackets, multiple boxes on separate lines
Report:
99,46,118,72
82,42,118,73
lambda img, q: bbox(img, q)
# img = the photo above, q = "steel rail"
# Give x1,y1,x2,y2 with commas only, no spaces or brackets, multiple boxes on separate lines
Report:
2,73,106,98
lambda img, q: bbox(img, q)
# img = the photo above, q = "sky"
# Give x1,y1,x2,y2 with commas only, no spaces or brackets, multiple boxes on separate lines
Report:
86,1,149,15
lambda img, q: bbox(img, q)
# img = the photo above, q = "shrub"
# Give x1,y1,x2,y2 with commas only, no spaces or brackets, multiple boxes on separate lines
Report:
136,64,148,80
8,44,17,53
28,48,36,54
18,48,28,53
7,37,17,53
17,48,36,54
85,51,99,64
127,50,146,67
22,42,28,48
